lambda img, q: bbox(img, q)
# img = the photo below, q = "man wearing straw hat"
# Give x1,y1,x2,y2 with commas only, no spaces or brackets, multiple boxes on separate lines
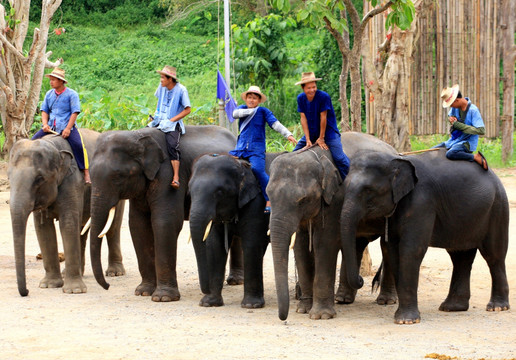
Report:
32,68,91,184
230,85,297,214
293,72,350,180
148,65,191,189
434,84,488,171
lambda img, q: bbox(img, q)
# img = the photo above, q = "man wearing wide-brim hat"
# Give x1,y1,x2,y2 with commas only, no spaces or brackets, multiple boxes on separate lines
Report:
292,72,350,180
433,84,488,171
147,65,191,188
32,67,91,183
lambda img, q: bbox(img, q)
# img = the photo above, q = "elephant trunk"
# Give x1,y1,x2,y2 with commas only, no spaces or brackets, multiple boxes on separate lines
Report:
269,216,297,320
188,203,216,294
89,193,112,290
10,198,32,296
340,200,365,290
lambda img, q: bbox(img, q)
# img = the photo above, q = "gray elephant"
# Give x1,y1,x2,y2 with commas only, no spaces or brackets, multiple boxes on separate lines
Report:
340,149,510,324
267,132,398,320
89,125,237,302
8,129,125,297
188,153,283,308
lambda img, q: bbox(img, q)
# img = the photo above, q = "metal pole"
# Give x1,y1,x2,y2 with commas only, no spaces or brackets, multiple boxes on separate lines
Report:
224,0,231,132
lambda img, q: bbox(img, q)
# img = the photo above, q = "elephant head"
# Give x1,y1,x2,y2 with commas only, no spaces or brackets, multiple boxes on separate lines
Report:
340,151,417,290
8,138,74,296
266,146,342,320
188,154,260,290
89,129,167,289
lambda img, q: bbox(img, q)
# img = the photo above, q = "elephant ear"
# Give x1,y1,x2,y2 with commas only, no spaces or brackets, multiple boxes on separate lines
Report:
57,150,74,181
390,158,418,204
320,154,342,205
238,161,261,209
137,135,166,181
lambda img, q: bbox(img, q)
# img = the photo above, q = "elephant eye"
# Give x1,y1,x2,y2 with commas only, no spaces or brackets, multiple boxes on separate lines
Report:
34,175,45,187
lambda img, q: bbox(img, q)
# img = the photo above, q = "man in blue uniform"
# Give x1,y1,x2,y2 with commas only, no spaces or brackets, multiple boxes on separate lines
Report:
293,72,350,180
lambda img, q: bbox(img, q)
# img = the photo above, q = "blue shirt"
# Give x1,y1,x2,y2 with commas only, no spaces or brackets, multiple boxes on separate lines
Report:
297,90,340,141
40,88,81,134
229,105,279,158
148,83,191,134
445,98,484,152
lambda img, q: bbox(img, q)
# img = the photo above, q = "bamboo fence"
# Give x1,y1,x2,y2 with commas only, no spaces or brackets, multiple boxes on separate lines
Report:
363,0,500,137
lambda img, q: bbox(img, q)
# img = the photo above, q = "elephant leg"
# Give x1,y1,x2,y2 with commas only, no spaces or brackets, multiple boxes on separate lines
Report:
227,236,244,285
129,205,156,297
310,218,342,320
336,237,368,304
439,249,476,312
34,212,63,289
479,241,510,311
376,236,398,305
105,201,126,277
199,224,227,307
293,229,314,314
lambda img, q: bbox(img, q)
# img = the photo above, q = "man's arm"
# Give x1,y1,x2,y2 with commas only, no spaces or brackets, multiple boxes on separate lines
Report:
452,121,486,135
61,112,79,139
41,111,51,132
317,110,329,150
170,106,191,122
300,113,312,147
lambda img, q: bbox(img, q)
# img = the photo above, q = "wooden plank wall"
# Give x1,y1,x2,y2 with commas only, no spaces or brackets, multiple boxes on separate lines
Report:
363,0,499,137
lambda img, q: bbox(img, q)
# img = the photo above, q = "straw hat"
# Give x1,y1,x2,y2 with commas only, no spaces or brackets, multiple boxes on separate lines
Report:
156,65,179,81
241,85,267,103
295,72,322,86
441,84,460,108
45,68,67,83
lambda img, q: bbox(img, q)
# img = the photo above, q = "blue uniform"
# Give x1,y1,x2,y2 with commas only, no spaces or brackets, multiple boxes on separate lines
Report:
293,90,350,179
148,83,191,134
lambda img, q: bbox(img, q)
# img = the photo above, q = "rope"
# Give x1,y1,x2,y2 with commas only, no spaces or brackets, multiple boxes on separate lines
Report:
399,148,440,156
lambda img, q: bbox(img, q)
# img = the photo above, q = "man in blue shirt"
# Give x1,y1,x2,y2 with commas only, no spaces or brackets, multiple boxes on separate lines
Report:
293,72,350,180
32,68,91,183
148,66,191,188
435,84,488,171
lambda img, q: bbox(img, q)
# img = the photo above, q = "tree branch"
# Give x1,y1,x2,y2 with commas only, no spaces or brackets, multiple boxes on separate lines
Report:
360,1,394,34
342,0,361,37
0,32,26,63
323,17,351,57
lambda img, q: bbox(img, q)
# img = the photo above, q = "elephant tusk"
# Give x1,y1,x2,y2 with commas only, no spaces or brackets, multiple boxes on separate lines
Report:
187,233,191,244
289,232,296,249
203,220,212,241
267,229,270,236
81,217,91,235
98,207,116,238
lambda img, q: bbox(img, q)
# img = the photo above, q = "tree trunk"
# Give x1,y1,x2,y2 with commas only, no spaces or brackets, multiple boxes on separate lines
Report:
349,52,363,132
501,0,515,163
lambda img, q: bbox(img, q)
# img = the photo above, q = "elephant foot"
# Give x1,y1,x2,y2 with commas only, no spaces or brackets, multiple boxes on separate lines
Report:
241,295,265,309
134,282,156,296
200,294,224,307
151,286,180,302
376,290,398,305
62,276,87,294
394,307,421,325
226,269,244,285
439,296,469,312
309,302,337,320
335,286,357,304
486,299,510,312
296,296,313,314
39,274,64,289
106,262,126,277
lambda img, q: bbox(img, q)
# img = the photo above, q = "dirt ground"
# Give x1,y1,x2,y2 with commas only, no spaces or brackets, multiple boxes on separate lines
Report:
0,160,515,360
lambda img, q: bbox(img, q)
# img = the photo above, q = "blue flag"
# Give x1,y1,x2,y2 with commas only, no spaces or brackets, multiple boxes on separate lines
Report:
216,70,237,123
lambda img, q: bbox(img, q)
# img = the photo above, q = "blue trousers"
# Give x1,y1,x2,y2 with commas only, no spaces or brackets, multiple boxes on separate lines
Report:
32,127,88,170
434,142,474,161
242,153,269,202
293,136,350,180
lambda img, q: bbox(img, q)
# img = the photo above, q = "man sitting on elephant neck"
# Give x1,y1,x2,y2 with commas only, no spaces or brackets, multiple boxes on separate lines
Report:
230,86,297,214
434,84,488,171
147,65,191,189
32,68,91,184
292,72,350,180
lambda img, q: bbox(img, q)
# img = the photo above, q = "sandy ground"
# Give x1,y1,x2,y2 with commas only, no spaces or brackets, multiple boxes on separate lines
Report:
0,161,515,360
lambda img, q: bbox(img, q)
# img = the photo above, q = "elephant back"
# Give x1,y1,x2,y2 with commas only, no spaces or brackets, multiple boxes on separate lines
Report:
341,132,397,157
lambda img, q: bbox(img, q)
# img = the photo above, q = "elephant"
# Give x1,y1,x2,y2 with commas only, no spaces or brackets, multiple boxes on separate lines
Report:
89,125,237,302
188,152,283,308
8,129,125,297
267,132,398,321
340,149,510,324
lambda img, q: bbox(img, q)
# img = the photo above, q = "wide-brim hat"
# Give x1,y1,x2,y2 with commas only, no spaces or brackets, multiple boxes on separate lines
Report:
241,85,267,103
295,72,322,86
441,84,459,108
45,68,67,83
157,65,179,81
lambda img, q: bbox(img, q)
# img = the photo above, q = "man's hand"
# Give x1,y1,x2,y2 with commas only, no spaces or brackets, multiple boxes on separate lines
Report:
61,128,71,139
303,139,313,149
42,124,51,133
316,137,328,150
287,135,297,146
448,116,457,125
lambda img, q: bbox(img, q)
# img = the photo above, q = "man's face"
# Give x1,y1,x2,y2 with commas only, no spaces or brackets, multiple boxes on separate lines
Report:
303,82,317,98
450,97,461,108
160,74,174,89
245,93,261,108
49,76,65,90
